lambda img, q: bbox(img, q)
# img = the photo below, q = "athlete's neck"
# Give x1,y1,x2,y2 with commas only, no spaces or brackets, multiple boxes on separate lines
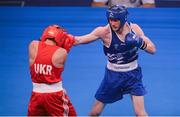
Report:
116,23,130,35
45,39,56,45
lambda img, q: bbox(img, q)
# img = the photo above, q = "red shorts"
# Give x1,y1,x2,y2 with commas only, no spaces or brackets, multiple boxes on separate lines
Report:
27,90,77,116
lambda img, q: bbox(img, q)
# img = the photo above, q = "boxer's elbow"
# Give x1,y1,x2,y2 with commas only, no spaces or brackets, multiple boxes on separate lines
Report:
146,44,156,54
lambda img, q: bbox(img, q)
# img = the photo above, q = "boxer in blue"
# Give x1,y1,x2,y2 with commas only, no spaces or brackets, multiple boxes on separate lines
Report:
74,5,156,116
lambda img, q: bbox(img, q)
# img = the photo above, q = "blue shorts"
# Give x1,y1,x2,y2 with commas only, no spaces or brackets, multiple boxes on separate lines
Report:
95,66,146,103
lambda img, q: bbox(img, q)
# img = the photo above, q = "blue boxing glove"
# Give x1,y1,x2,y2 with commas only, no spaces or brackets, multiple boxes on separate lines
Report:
125,32,147,50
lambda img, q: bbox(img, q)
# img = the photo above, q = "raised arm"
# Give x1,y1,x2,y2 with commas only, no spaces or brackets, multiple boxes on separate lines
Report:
130,23,156,54
74,26,104,45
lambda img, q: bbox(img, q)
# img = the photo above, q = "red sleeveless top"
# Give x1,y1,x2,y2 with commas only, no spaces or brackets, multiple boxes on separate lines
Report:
30,42,64,84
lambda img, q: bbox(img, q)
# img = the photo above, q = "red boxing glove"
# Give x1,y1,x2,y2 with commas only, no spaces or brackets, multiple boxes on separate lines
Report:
62,34,75,53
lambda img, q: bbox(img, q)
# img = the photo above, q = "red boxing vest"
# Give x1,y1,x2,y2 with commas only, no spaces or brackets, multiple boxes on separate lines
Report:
30,42,64,84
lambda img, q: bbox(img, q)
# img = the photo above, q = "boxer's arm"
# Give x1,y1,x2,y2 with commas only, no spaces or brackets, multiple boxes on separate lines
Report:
131,24,156,54
74,26,103,45
29,40,39,65
52,48,67,68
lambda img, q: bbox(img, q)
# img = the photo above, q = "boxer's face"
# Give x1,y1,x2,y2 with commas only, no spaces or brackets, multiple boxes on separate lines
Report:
109,19,121,32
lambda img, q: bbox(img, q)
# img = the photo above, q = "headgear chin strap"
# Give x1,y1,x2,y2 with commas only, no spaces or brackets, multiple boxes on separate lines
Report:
106,5,128,31
41,25,67,47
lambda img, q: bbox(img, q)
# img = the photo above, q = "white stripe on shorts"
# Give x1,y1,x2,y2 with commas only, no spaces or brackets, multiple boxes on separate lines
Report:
62,90,69,116
107,60,138,72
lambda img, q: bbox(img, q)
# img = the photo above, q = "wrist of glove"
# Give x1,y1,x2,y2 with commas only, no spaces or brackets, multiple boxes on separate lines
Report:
125,33,147,50
62,34,75,53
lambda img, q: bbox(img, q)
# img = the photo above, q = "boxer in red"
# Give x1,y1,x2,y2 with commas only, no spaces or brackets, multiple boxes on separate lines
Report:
28,24,76,116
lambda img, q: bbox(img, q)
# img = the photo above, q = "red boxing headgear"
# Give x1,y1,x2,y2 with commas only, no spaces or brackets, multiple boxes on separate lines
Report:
41,25,67,47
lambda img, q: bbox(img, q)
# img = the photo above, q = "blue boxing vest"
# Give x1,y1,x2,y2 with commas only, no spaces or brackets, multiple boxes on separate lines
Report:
103,24,138,64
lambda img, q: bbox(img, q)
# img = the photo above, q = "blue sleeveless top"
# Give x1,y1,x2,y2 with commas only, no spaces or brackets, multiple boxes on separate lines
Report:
103,24,138,64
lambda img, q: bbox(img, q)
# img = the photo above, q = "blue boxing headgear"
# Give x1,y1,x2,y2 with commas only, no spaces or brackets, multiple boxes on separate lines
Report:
106,5,128,31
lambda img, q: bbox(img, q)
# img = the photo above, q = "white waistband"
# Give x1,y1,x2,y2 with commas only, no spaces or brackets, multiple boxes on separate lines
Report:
107,60,138,72
32,81,63,93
